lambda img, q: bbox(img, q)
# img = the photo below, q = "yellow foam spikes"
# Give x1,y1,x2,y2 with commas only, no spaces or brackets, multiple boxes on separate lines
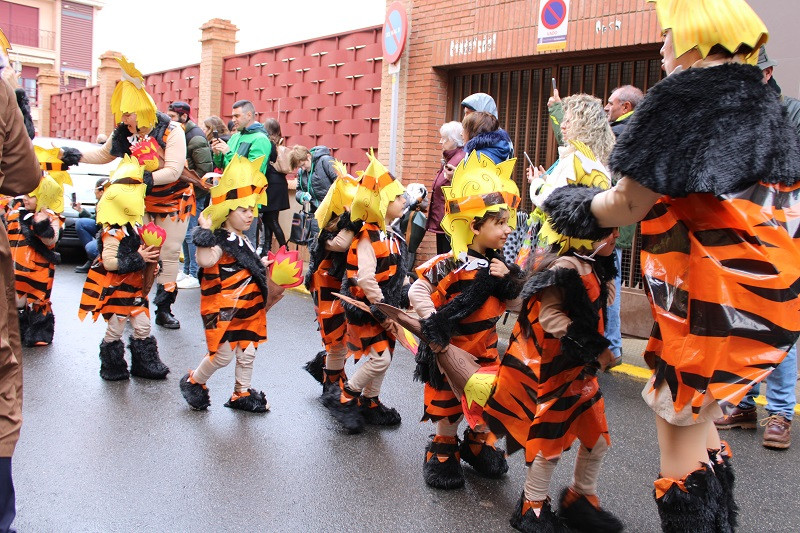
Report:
29,175,64,213
34,145,73,187
96,155,146,226
202,155,268,230
315,162,361,231
111,55,158,130
0,27,10,55
350,150,403,231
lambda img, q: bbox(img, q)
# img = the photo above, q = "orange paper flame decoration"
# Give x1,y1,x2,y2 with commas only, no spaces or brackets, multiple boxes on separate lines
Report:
129,137,161,172
267,246,304,288
137,222,166,247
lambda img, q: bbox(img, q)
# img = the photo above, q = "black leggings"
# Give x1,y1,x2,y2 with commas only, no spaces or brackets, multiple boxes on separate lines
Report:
260,210,287,253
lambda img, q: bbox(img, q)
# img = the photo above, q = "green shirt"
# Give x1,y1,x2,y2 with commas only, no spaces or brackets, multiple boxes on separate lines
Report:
213,124,272,174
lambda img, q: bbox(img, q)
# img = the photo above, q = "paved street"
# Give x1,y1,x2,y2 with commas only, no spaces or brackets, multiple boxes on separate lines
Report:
12,264,800,532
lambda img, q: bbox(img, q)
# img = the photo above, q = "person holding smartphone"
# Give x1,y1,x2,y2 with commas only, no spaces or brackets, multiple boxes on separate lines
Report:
426,121,466,255
73,178,108,273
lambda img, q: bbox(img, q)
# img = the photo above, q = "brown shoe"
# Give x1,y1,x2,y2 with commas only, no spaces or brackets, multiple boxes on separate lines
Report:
714,403,757,430
762,415,791,450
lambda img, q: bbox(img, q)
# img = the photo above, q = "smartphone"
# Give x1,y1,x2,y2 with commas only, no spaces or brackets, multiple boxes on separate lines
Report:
212,130,220,140
523,151,534,167
551,77,557,92
71,192,77,204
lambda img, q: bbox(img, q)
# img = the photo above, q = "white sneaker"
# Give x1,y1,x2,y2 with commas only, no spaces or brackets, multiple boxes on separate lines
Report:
176,272,187,282
177,275,200,289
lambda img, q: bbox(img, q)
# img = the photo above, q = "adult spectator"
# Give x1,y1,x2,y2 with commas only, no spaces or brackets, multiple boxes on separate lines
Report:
259,118,289,255
462,112,513,163
73,177,109,273
203,116,231,146
604,85,644,136
288,145,337,213
461,92,514,158
166,101,213,290
0,38,41,532
715,45,800,450
426,121,465,254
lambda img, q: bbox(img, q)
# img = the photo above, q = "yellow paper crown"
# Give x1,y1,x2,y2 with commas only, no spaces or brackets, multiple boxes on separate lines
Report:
0,27,10,56
315,160,360,231
111,55,158,130
538,141,612,254
35,146,73,187
350,150,405,231
29,175,64,213
649,0,768,65
439,151,520,257
202,155,268,230
96,155,146,226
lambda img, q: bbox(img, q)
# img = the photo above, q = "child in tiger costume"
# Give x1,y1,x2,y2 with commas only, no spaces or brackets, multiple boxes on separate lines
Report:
540,1,800,530
325,152,408,434
302,162,362,397
7,146,70,347
179,155,271,413
78,155,169,381
408,151,524,490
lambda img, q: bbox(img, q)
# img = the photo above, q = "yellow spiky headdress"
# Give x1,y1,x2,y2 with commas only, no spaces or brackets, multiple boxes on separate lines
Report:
439,151,520,257
111,55,158,130
0,27,10,58
28,175,64,213
538,141,612,255
202,155,268,230
35,146,73,188
350,150,405,231
96,155,146,226
315,160,360,231
649,0,768,65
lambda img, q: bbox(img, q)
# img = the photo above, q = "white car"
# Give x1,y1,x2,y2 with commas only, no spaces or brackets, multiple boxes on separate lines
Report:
32,137,119,252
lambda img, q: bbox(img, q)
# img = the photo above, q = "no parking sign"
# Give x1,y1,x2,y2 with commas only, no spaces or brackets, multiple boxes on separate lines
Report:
537,0,570,51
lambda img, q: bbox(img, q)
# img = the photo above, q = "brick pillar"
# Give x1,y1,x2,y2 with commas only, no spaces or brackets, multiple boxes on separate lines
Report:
96,51,124,136
36,69,60,137
199,18,238,121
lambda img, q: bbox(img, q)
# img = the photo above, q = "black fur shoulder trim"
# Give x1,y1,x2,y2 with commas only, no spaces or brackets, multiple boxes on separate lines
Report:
18,214,60,264
15,89,35,139
337,211,363,234
32,217,55,239
304,227,337,289
610,63,800,196
542,185,612,241
60,147,82,169
115,227,145,274
213,229,269,302
192,227,217,248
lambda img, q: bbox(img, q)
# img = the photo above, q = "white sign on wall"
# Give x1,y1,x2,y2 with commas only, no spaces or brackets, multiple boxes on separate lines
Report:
537,0,570,52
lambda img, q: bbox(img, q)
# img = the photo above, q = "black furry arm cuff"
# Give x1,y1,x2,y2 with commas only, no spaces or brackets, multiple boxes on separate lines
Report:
32,218,55,238
60,147,82,168
421,311,454,348
542,185,613,241
116,250,146,274
192,227,216,248
143,171,154,194
369,303,388,323
336,210,361,233
560,321,611,365
497,263,525,301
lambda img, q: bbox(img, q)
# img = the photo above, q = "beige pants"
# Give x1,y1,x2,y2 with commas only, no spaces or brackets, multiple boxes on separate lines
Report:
144,214,188,288
325,346,348,372
193,342,257,393
103,313,150,343
346,348,391,398
524,438,609,501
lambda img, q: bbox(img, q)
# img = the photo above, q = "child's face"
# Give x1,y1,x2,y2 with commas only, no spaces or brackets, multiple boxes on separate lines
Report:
471,212,511,251
21,195,37,211
385,195,407,221
592,228,620,256
225,207,254,234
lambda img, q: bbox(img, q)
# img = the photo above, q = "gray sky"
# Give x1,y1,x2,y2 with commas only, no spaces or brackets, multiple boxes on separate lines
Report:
93,0,384,75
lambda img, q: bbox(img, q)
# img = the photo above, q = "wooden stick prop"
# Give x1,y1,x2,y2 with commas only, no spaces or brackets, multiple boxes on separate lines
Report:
332,293,419,355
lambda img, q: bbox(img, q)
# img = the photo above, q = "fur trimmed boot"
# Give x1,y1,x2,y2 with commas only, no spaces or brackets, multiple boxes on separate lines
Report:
17,308,29,344
99,339,129,381
23,310,55,347
224,388,270,412
321,368,347,401
154,284,180,329
179,372,210,410
709,442,738,531
459,428,508,478
558,487,624,532
304,350,327,384
509,493,568,533
360,396,401,426
326,385,365,434
654,465,724,533
423,435,464,489
128,336,169,379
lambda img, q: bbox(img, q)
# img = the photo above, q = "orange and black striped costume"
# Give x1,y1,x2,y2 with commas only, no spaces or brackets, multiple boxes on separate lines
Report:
485,256,615,463
341,223,406,360
143,127,195,220
197,229,268,356
7,206,61,314
416,251,510,423
79,225,149,322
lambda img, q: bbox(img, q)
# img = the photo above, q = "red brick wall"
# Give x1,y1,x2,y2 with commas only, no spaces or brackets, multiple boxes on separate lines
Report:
219,27,383,172
145,64,202,119
50,85,99,141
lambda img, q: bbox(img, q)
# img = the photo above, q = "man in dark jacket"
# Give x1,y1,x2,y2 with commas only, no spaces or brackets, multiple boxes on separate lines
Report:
167,101,214,289
603,85,644,136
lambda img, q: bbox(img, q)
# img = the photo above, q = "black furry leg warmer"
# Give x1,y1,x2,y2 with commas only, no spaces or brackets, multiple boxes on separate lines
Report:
128,335,169,379
99,339,129,381
654,465,725,533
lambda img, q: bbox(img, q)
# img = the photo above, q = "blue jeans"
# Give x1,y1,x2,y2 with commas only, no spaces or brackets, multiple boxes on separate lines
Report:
182,213,199,278
738,343,797,420
75,217,100,260
605,248,623,357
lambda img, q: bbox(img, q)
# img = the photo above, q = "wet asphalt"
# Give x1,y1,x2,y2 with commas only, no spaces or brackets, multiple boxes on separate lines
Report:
11,264,800,532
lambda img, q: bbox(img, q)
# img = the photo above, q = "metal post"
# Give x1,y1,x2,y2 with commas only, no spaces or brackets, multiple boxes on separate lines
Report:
389,71,399,175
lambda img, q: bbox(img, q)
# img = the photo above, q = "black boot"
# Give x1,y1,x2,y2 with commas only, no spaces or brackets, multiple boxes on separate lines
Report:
509,493,568,533
99,339,129,381
459,428,508,478
74,260,92,273
326,385,364,434
654,465,724,533
153,284,180,329
559,487,624,532
423,435,464,490
128,335,169,379
321,368,347,402
304,350,326,384
224,389,270,412
360,396,401,426
179,372,210,410
709,443,738,531
17,308,29,343
23,310,55,347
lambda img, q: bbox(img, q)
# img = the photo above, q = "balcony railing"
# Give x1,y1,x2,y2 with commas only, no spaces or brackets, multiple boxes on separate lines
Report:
5,24,55,51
